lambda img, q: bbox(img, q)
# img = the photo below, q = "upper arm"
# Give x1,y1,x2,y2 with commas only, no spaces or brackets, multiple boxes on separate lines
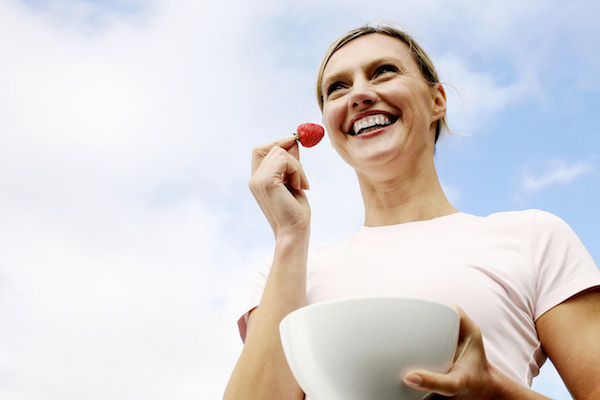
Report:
536,288,600,400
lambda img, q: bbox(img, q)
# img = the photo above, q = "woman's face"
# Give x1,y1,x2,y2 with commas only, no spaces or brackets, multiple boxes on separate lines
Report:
320,33,445,177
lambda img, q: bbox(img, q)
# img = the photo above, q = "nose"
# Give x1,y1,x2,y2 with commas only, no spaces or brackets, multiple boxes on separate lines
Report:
349,82,377,109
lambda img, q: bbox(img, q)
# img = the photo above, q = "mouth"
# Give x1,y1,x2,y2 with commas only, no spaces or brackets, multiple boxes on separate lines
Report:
347,113,399,136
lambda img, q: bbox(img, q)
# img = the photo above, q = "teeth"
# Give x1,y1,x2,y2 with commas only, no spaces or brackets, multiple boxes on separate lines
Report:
352,114,392,134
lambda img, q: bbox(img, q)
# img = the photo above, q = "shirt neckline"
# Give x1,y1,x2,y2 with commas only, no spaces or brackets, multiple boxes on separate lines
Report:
359,211,467,233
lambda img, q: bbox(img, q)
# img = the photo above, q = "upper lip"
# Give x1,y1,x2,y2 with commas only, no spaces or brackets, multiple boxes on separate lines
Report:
347,110,398,134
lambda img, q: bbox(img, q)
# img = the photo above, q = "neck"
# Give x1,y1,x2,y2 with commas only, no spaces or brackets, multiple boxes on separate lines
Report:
357,158,457,227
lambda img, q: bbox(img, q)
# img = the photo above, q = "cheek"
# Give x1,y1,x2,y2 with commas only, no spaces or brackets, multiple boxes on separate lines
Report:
322,103,345,137
378,86,410,109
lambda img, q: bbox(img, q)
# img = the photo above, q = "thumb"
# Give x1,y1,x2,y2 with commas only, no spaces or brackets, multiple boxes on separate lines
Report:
287,139,300,161
403,369,465,397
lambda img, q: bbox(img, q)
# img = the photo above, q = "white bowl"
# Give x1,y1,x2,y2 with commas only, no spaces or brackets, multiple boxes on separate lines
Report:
279,296,459,400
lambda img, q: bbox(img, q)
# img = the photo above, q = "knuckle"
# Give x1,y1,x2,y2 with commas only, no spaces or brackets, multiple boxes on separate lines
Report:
251,146,265,158
248,175,266,190
252,142,278,158
248,177,258,191
271,146,286,157
451,380,462,394
274,150,293,166
248,172,278,193
450,373,467,395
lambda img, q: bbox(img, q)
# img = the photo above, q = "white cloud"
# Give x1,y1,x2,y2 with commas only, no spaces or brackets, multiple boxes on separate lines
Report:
0,1,274,398
1,0,595,398
439,54,541,133
521,158,595,193
0,186,273,398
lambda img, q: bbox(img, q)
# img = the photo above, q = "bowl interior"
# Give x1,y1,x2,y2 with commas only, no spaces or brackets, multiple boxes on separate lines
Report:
280,297,459,400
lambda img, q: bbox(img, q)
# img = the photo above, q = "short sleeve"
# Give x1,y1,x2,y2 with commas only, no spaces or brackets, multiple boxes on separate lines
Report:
532,210,600,320
236,257,272,343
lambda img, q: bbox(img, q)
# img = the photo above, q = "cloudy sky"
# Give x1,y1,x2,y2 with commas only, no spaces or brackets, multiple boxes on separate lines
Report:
0,0,598,398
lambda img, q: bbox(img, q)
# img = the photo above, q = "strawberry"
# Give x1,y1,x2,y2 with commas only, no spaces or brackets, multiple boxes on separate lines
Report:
294,123,324,148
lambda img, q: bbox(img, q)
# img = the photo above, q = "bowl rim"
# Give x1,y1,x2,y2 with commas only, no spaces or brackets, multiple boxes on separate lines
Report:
282,295,459,321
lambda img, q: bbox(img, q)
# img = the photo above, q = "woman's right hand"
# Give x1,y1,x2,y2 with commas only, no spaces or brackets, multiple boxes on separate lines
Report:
249,136,311,239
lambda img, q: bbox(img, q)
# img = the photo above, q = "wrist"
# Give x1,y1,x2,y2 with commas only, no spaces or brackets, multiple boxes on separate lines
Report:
275,227,310,247
272,229,310,269
488,365,550,400
488,365,511,400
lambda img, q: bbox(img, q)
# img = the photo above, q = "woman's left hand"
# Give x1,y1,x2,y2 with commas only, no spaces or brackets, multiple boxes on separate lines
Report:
402,306,500,399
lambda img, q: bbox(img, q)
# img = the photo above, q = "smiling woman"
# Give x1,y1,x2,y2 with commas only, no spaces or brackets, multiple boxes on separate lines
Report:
318,33,450,186
316,24,448,145
224,22,600,400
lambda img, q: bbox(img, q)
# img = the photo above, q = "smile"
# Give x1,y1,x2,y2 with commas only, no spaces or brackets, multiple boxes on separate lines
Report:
348,113,399,135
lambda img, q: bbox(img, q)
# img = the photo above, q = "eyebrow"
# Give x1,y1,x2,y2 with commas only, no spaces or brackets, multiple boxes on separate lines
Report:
321,56,407,93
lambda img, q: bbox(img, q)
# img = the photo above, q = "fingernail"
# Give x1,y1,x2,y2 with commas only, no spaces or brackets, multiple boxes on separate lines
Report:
404,374,423,387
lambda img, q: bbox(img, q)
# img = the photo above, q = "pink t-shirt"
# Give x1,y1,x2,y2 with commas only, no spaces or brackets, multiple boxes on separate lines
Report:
238,210,600,387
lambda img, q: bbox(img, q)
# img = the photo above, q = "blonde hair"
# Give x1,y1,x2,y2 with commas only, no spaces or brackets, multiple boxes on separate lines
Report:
316,22,448,143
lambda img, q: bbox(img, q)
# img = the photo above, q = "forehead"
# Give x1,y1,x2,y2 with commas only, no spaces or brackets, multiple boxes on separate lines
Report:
322,33,415,81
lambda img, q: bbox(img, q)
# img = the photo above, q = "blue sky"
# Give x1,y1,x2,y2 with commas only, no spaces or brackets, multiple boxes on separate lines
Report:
0,0,598,398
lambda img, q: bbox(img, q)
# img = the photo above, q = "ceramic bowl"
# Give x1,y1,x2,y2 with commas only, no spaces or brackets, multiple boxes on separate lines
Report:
279,296,459,400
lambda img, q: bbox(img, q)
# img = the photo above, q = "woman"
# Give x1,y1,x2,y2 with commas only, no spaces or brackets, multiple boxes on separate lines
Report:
224,23,600,400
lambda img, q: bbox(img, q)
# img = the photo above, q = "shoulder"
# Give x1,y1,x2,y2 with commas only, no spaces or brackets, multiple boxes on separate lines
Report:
475,209,571,233
443,210,580,253
480,209,540,224
479,209,583,255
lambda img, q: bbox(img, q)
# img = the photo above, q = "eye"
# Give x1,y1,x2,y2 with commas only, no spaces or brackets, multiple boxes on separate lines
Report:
374,64,399,77
326,81,347,96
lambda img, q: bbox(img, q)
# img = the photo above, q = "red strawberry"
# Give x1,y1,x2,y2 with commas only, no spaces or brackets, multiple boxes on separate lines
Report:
294,123,324,148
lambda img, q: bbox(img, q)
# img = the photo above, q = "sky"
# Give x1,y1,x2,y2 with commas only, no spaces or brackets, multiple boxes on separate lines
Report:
0,0,598,398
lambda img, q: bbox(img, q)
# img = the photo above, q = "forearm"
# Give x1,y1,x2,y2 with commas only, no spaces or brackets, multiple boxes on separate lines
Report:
224,233,309,400
490,365,553,400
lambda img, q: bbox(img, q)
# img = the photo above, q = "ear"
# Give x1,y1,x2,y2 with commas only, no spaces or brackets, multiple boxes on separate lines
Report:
432,84,447,121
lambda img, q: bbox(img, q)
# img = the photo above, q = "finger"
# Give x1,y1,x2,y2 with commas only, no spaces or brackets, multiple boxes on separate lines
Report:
454,305,479,337
251,136,297,174
261,147,309,191
403,369,465,397
287,139,300,161
280,151,309,191
451,305,484,362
